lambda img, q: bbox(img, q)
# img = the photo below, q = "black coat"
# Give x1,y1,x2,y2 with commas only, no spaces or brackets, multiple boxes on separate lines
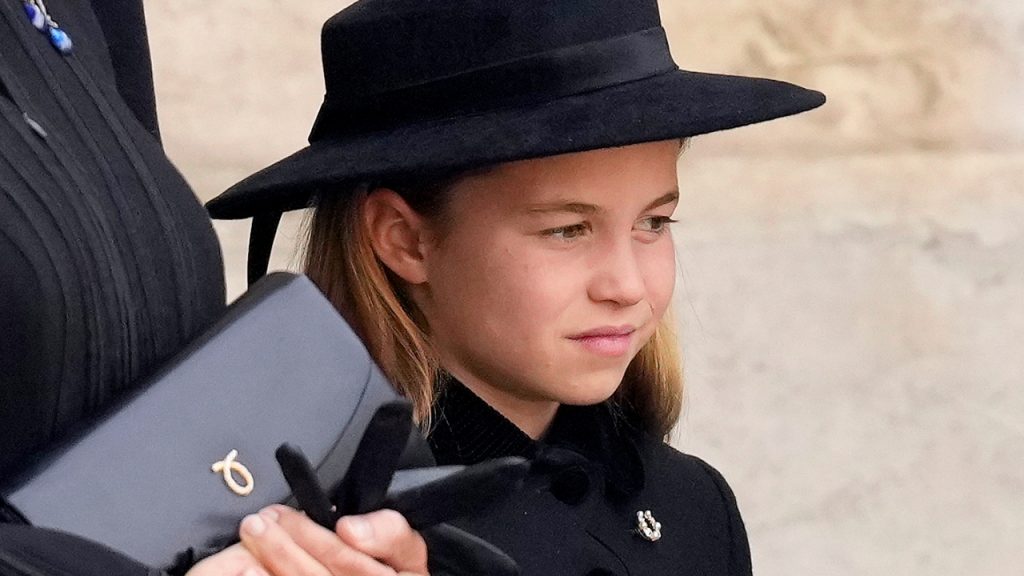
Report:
429,381,753,576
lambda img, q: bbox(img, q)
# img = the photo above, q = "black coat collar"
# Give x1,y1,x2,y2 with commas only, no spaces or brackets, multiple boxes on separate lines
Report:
427,378,645,499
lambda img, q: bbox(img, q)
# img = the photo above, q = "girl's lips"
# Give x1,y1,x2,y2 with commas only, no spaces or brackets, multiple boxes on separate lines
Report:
568,326,635,357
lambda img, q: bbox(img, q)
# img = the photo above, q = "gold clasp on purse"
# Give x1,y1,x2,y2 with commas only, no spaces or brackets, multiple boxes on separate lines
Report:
211,449,254,496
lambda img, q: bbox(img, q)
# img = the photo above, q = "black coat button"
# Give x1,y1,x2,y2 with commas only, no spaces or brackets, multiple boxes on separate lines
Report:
551,464,590,505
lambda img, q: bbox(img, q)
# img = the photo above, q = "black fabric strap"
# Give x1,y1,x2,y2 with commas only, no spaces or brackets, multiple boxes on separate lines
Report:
247,212,282,286
310,26,678,139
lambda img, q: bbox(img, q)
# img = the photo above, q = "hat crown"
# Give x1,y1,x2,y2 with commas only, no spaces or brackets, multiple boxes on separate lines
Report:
315,0,667,130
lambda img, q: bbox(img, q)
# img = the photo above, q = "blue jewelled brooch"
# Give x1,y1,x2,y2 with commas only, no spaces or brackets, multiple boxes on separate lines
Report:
22,0,73,55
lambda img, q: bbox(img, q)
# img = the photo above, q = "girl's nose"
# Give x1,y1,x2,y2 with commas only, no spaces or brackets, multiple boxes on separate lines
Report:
587,238,645,307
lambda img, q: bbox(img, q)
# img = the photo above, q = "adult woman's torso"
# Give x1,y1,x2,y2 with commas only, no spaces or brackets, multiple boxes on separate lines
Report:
0,0,224,475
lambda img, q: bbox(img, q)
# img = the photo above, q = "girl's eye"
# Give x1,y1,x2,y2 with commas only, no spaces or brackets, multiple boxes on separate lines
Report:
543,222,590,240
636,215,678,234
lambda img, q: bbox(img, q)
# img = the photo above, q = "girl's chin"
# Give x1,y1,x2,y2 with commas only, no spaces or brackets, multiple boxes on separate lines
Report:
554,371,627,406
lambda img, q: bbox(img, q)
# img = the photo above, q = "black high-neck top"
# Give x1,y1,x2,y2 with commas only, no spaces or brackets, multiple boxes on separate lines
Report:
427,378,646,499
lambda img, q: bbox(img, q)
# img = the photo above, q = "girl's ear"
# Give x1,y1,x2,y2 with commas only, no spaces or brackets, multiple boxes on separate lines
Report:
363,188,430,284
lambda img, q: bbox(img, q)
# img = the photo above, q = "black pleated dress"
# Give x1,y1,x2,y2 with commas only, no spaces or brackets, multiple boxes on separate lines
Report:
0,0,225,477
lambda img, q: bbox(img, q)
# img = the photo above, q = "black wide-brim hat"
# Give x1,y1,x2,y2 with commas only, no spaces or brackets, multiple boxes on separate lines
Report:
207,0,824,280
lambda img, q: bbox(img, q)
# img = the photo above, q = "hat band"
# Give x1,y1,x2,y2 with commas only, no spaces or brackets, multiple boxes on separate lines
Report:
309,26,678,141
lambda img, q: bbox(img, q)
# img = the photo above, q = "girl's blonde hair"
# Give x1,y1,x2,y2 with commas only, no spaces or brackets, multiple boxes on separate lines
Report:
304,168,684,437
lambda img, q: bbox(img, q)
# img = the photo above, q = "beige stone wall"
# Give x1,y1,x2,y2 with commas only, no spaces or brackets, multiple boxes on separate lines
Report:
148,2,1023,574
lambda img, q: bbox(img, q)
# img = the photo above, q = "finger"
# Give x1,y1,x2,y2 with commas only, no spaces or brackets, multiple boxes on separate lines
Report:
239,507,332,576
270,505,393,576
336,509,429,574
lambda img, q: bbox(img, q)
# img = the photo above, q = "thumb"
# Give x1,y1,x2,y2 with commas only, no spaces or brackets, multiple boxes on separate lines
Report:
336,509,428,574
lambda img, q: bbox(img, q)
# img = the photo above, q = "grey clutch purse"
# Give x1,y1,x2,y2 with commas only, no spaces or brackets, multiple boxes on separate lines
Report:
0,273,514,570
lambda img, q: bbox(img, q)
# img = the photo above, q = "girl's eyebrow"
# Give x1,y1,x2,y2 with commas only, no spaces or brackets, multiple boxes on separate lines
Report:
644,190,679,211
524,189,679,215
526,201,600,215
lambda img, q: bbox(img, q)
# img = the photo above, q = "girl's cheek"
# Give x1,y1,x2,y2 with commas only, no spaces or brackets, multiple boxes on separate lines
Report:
646,271,676,320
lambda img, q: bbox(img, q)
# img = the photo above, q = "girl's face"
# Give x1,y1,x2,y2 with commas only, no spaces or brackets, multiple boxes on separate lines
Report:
408,141,680,435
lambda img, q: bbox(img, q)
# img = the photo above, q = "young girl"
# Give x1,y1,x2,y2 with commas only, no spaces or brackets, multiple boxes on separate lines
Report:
199,0,825,574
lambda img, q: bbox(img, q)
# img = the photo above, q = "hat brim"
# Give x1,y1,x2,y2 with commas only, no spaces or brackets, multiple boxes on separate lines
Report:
207,69,825,219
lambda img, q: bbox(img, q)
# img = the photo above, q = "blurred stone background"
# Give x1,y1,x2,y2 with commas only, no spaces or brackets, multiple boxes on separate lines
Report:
146,1,1023,574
